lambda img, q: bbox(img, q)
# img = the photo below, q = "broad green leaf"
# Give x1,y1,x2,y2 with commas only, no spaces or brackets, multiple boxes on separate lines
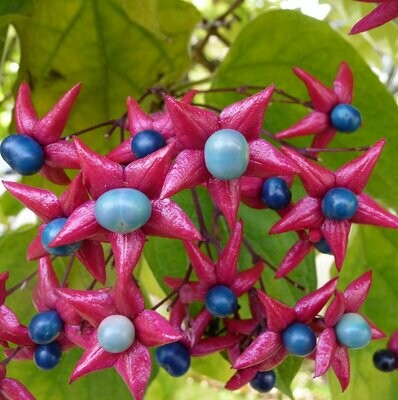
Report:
210,10,398,213
329,225,398,399
0,0,32,26
275,356,302,399
10,0,200,147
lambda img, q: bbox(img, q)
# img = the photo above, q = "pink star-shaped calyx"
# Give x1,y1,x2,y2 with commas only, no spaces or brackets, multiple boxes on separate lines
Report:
1,257,75,360
160,87,299,227
48,137,201,281
56,279,182,400
167,300,241,357
350,1,398,34
0,365,35,400
3,174,106,283
275,62,357,150
233,277,338,370
314,271,385,390
164,221,264,308
12,82,81,184
270,140,398,270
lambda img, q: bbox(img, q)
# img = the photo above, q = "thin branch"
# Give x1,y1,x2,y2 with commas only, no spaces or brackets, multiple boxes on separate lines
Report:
61,254,75,287
0,347,20,366
6,270,38,296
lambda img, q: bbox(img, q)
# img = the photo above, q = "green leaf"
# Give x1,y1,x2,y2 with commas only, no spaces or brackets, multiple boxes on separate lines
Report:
329,225,398,399
10,0,200,146
275,356,302,399
0,0,32,26
210,10,398,212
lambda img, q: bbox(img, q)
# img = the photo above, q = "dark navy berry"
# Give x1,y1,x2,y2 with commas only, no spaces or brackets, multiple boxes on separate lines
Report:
34,342,62,370
282,322,316,356
261,177,292,210
41,218,82,256
321,187,358,220
205,285,237,318
314,237,332,255
373,349,398,372
250,370,276,393
0,134,44,175
28,311,63,345
330,104,362,133
131,129,166,159
155,342,191,377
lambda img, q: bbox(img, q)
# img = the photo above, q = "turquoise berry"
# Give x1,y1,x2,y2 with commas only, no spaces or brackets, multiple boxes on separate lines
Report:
314,237,332,255
94,188,152,233
282,322,316,356
41,218,82,256
261,177,291,210
34,342,62,370
205,285,237,318
131,129,166,158
155,342,191,377
250,370,276,393
330,104,362,133
204,129,249,180
321,187,358,220
335,312,372,349
97,315,136,353
0,134,44,175
28,311,63,345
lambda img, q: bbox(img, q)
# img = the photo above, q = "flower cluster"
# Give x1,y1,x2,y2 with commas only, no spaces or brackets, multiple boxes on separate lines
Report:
0,65,397,399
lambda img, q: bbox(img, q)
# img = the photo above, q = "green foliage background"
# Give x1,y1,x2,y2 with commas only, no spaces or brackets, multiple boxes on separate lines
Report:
0,1,398,399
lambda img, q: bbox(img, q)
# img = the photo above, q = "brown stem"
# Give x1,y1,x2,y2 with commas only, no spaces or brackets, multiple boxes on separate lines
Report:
61,254,75,287
151,264,193,311
304,145,371,153
64,120,115,138
242,238,306,291
6,270,38,296
0,347,20,366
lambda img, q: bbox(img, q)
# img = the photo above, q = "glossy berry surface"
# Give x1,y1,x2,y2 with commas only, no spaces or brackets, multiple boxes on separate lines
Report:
335,312,372,349
205,285,237,318
94,188,152,233
282,322,316,356
155,342,191,377
204,129,249,180
249,370,276,393
97,315,135,353
41,218,83,256
330,104,362,133
261,177,291,210
0,134,44,175
131,129,166,159
34,342,62,370
314,237,332,254
373,349,398,372
28,311,63,345
321,187,358,220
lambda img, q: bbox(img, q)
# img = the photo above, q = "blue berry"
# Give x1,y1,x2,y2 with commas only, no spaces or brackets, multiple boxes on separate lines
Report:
330,104,362,133
0,134,44,175
250,370,276,393
282,322,316,356
155,342,191,377
321,187,358,220
373,349,398,372
34,342,62,370
335,313,371,349
314,238,332,255
97,315,135,353
131,129,166,159
28,311,63,345
261,177,291,210
204,129,249,180
205,285,237,318
94,188,152,233
41,218,82,256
